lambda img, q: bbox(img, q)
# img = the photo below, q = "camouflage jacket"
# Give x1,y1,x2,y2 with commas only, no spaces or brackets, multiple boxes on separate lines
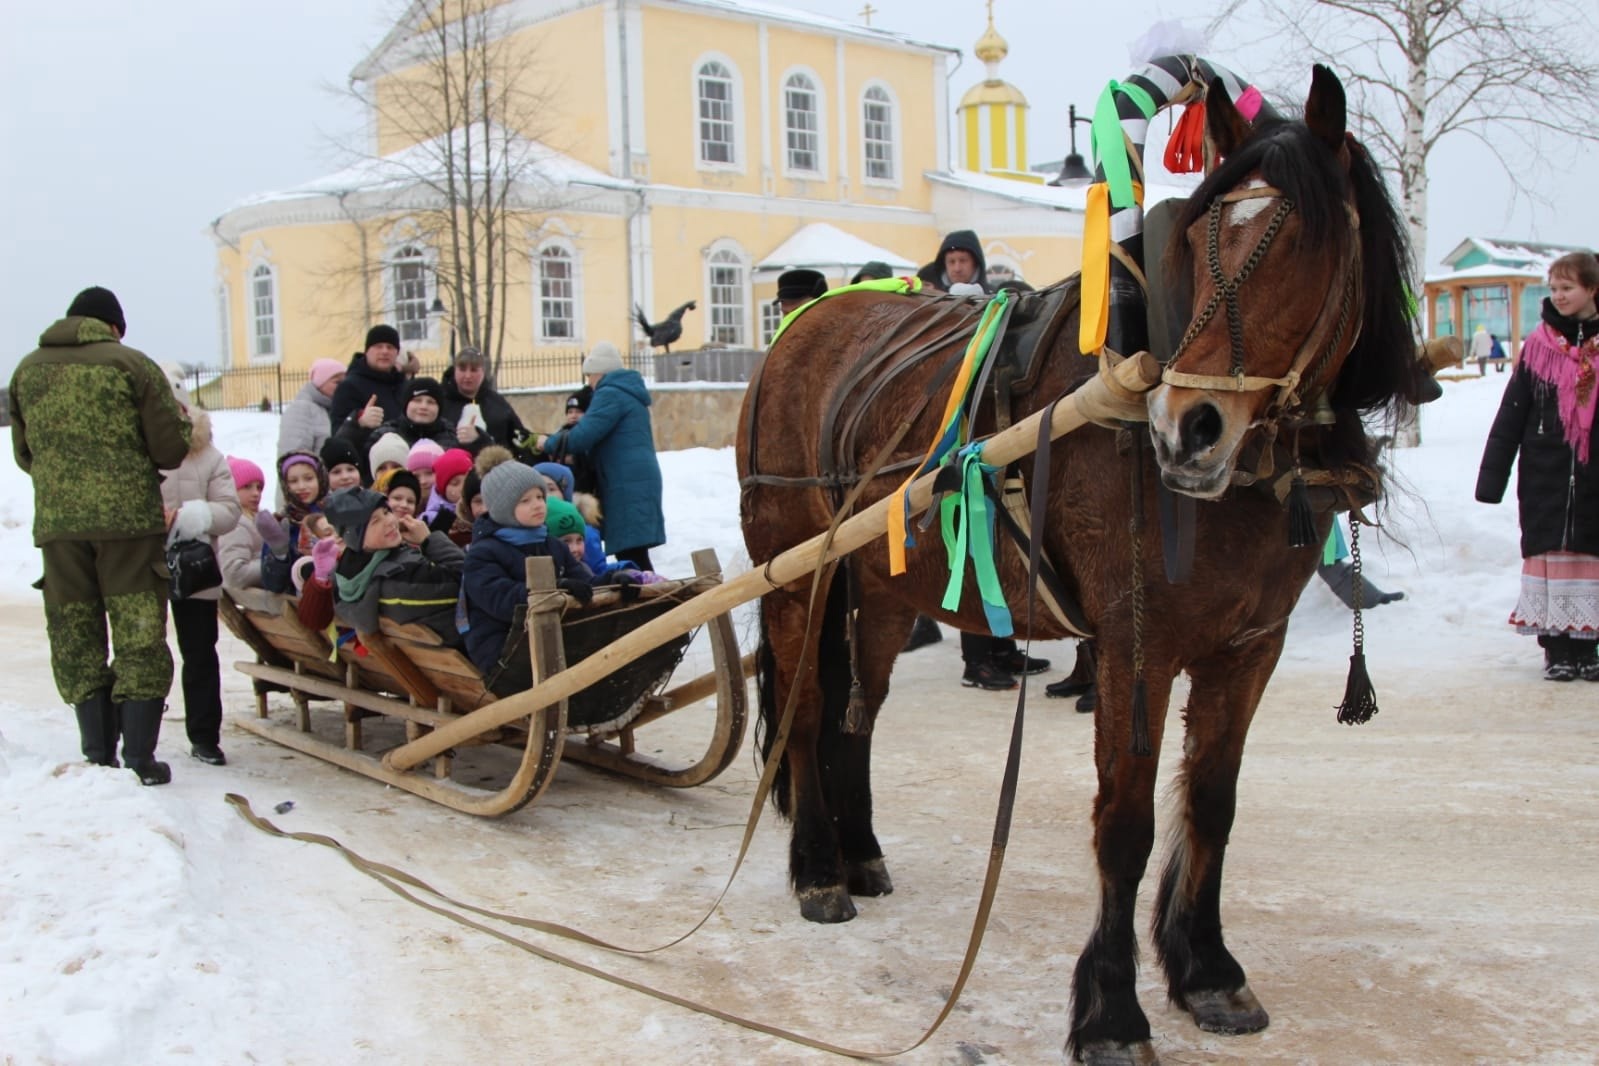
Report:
9,316,192,544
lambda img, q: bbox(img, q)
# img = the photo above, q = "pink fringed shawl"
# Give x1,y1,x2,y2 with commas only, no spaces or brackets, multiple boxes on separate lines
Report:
1520,322,1598,465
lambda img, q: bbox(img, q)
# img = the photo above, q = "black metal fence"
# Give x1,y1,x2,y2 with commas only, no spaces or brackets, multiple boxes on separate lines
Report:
190,345,765,413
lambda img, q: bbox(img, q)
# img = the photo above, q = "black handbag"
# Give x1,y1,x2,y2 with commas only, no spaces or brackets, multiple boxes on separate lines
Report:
166,538,222,601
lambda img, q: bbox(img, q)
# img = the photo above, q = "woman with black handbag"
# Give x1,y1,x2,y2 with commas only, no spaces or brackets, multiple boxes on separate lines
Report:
159,368,241,765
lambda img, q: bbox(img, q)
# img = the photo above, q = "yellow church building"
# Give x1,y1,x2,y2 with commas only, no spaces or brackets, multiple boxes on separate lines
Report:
209,0,1139,387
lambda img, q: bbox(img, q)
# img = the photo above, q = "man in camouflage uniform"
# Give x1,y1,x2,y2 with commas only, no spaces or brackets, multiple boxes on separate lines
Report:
8,286,192,785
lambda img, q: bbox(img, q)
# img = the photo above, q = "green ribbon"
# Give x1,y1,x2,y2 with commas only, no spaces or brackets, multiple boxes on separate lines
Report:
1091,79,1157,210
937,445,1012,637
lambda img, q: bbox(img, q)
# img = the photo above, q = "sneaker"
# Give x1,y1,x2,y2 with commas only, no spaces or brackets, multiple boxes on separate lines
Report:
1545,660,1580,682
902,615,944,653
191,744,227,766
992,649,1051,675
1580,657,1599,683
961,661,1019,691
1046,675,1093,699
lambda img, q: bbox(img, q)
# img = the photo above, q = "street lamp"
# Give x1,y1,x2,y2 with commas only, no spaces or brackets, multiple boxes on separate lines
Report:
1050,104,1094,185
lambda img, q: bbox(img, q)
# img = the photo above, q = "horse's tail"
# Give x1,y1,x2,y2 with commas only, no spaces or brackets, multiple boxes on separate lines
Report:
754,603,790,817
754,568,852,820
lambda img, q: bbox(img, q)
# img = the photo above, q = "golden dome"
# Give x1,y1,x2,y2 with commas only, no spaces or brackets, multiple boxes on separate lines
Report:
974,18,1008,64
960,80,1028,108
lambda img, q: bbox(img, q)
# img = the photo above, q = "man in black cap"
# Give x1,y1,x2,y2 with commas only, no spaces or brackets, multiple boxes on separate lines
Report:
775,269,829,317
330,324,406,430
9,286,192,784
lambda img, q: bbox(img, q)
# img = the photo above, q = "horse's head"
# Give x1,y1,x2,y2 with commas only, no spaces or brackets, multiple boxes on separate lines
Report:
1147,65,1415,498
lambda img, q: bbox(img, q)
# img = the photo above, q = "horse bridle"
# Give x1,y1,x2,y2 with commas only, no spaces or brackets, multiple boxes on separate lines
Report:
1159,183,1362,423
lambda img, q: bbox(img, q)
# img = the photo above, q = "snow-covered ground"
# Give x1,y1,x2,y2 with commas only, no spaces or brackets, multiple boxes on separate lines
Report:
3,375,1595,1065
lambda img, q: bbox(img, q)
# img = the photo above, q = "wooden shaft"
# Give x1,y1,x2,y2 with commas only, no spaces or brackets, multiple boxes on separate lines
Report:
385,353,1160,772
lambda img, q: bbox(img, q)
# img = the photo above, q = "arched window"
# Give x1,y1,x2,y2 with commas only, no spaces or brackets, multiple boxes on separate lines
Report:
862,85,896,182
538,244,577,341
390,245,431,343
706,246,747,345
760,300,784,347
697,60,736,165
250,264,277,359
783,72,820,174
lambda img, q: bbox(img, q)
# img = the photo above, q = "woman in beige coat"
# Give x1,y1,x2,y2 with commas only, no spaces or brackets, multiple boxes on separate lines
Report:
159,371,241,765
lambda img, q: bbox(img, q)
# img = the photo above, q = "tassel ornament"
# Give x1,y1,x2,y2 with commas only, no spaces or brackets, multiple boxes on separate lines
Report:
1287,472,1318,547
1334,519,1380,724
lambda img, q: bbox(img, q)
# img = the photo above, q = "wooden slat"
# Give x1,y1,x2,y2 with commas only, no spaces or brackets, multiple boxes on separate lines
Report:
235,661,455,728
388,642,486,682
359,632,439,708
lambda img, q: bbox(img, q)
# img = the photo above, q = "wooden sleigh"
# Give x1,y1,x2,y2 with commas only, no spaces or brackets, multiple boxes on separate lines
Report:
218,548,750,817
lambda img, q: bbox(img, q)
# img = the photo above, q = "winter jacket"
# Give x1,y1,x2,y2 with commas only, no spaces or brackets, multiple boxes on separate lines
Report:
329,352,407,430
1476,351,1599,559
462,515,591,676
8,316,191,544
332,532,465,643
277,380,335,460
440,368,531,459
218,513,265,590
158,413,242,602
335,411,460,456
546,368,665,554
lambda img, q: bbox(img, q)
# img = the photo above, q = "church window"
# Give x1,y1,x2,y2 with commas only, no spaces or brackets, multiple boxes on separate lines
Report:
784,73,820,174
707,247,747,345
539,244,576,341
697,61,736,165
863,85,896,182
251,264,277,359
391,245,431,343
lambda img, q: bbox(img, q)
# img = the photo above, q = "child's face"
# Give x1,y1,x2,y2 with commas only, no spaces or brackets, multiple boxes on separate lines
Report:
444,474,467,504
513,486,547,528
415,468,435,497
1550,271,1599,321
285,463,320,505
328,463,361,491
541,475,561,498
362,506,401,550
559,532,585,561
386,486,417,519
469,494,487,519
406,395,439,424
237,480,263,515
374,460,402,480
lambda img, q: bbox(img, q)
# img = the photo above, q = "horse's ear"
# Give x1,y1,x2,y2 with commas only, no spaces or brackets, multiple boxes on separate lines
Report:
1204,77,1249,160
1304,64,1347,151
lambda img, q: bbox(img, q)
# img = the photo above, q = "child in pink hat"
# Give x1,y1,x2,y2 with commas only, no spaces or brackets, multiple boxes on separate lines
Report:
406,439,445,502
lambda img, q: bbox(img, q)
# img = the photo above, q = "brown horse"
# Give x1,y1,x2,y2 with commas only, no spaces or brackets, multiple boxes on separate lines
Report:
736,67,1415,1063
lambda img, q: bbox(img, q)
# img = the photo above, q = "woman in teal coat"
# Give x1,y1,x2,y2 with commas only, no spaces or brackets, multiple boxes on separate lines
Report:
543,342,666,571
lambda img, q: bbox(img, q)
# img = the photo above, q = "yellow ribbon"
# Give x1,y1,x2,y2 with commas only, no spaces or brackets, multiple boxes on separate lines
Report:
1076,180,1144,356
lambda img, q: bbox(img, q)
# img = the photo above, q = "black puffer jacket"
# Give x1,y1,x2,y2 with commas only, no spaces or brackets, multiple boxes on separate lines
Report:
329,353,407,429
1476,306,1599,558
440,368,531,460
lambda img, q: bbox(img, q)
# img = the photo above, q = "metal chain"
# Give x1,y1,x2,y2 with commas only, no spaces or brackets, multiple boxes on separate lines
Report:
1172,197,1296,366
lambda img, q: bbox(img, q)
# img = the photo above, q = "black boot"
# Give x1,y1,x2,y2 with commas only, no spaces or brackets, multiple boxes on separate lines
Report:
902,614,944,652
1075,685,1097,714
118,699,172,786
1045,641,1097,699
73,688,119,767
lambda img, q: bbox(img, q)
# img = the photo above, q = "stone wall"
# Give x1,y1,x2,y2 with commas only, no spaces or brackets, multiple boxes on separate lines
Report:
505,383,751,452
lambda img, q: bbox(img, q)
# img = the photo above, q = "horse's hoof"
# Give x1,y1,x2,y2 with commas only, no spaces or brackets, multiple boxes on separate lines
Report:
1077,1039,1161,1066
846,857,894,897
1185,985,1269,1035
798,885,857,923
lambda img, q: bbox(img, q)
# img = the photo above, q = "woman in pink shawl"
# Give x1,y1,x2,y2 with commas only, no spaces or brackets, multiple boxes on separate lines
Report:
1477,252,1599,681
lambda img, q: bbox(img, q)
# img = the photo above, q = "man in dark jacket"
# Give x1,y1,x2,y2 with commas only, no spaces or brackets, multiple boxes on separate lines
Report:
330,324,407,430
916,229,989,293
8,286,192,784
440,347,532,459
544,341,666,571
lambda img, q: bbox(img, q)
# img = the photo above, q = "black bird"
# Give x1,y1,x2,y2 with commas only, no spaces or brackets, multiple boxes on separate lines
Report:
634,300,696,352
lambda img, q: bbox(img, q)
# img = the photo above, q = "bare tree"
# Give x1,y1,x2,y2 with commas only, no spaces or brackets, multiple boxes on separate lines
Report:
1246,0,1599,271
325,0,580,375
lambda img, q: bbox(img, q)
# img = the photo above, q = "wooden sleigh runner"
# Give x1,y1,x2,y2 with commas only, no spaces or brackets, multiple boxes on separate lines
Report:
218,548,751,816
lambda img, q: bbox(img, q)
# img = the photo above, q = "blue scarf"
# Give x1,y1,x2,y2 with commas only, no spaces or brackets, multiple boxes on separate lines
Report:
493,525,547,547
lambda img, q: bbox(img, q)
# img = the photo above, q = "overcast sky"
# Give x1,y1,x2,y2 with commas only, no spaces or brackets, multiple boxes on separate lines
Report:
3,0,1595,377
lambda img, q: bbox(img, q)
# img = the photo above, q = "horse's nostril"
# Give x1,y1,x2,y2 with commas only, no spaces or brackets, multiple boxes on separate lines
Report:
1179,402,1224,457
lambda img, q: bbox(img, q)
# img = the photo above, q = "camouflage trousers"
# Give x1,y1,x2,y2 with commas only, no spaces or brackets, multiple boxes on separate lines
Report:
38,537,172,705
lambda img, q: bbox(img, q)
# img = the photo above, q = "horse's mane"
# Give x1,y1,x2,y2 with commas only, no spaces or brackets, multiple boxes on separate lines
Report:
1168,118,1416,423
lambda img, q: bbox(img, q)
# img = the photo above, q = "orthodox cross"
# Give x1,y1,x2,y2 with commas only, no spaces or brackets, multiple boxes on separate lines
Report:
858,2,877,25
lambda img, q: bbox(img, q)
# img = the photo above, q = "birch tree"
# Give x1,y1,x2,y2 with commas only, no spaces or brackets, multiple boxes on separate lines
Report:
1248,0,1599,272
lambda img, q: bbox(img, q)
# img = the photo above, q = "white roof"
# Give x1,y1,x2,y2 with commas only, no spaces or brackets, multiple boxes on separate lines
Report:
1425,261,1547,284
927,168,1201,211
229,126,627,211
756,223,918,273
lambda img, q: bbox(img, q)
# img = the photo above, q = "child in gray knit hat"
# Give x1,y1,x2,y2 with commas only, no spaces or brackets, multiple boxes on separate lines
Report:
461,462,595,682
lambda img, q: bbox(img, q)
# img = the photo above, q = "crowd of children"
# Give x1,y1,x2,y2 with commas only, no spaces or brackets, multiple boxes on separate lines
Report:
217,338,666,687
